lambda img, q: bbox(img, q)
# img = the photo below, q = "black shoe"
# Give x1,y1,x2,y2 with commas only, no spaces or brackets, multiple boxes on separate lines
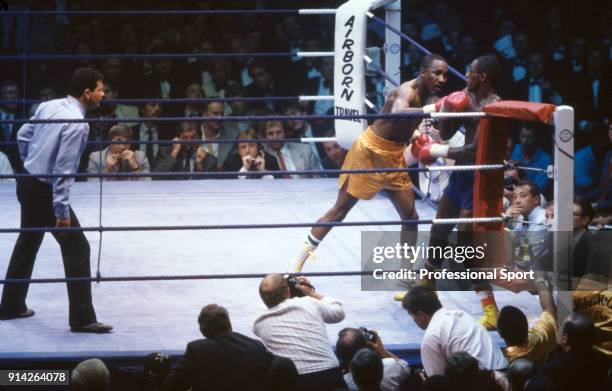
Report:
70,322,113,333
0,309,35,320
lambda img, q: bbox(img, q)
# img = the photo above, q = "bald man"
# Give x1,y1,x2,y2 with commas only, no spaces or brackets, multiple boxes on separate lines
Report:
253,273,346,391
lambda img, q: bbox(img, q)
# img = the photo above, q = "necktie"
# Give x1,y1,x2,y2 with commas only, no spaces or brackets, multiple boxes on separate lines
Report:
146,129,155,165
276,151,291,179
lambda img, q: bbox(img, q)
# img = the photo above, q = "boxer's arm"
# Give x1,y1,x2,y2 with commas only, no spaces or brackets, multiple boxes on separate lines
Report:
447,140,477,161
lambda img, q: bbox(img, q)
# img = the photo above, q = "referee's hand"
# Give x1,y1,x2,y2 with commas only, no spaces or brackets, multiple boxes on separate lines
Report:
55,217,71,238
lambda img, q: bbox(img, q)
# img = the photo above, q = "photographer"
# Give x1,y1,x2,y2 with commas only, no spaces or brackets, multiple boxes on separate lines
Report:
336,328,412,391
253,273,346,391
87,124,151,181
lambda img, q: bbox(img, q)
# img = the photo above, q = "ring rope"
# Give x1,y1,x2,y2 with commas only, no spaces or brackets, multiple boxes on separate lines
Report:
0,96,334,106
0,111,490,125
0,165,509,181
364,55,399,87
0,270,368,286
0,52,321,61
367,13,468,82
0,9,336,16
0,217,504,235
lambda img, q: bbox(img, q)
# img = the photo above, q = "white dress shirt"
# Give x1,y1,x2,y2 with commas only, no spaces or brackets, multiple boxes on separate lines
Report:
17,96,89,219
421,308,508,376
253,296,345,375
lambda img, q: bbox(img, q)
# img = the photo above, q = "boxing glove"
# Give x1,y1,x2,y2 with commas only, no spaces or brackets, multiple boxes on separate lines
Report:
418,141,449,165
423,91,471,113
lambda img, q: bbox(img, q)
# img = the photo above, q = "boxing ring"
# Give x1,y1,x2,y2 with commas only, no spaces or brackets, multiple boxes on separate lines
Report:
0,179,544,360
0,0,575,365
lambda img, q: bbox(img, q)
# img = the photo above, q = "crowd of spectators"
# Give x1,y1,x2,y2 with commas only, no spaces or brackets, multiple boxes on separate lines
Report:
61,273,609,391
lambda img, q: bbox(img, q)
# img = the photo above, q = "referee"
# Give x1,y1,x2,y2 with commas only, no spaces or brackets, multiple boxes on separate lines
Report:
0,68,113,333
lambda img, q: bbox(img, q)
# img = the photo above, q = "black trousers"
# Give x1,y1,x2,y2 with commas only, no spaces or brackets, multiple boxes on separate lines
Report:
0,177,96,327
297,367,346,391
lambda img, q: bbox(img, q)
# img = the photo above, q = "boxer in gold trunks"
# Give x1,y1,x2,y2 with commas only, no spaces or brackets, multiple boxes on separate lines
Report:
290,54,449,272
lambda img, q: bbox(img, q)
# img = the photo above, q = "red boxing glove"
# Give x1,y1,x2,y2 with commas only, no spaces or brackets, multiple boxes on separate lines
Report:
410,133,431,157
418,141,450,165
427,91,471,113
441,91,470,112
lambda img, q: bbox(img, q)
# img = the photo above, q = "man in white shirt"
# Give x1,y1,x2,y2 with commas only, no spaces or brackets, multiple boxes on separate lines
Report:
0,68,112,333
253,273,346,390
401,286,507,376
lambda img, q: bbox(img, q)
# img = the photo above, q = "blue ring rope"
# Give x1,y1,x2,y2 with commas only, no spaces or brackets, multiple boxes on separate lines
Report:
0,111,479,125
0,165,504,180
0,9,305,16
369,15,468,82
0,271,369,286
0,219,433,235
0,96,314,105
0,52,298,61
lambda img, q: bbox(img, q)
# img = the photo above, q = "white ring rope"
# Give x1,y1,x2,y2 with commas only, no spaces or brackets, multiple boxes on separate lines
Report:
430,112,487,119
299,95,334,101
432,217,503,224
298,9,337,15
296,51,335,57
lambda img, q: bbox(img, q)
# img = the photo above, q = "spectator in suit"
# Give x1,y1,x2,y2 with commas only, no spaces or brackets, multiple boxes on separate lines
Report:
571,199,595,279
572,48,611,130
87,124,151,181
222,128,280,179
541,313,610,391
164,304,274,391
511,53,562,105
0,80,23,171
154,121,216,180
253,274,346,391
510,123,552,194
283,103,324,166
199,99,240,170
136,102,165,168
260,118,323,178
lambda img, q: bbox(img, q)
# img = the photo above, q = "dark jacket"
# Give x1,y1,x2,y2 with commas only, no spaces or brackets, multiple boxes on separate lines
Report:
164,331,273,391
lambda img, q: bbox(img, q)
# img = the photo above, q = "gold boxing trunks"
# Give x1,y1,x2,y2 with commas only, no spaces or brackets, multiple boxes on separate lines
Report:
338,126,412,200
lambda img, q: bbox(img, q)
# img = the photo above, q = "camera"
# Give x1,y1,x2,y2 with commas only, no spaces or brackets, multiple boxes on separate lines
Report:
284,274,314,298
504,176,518,190
359,327,377,343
